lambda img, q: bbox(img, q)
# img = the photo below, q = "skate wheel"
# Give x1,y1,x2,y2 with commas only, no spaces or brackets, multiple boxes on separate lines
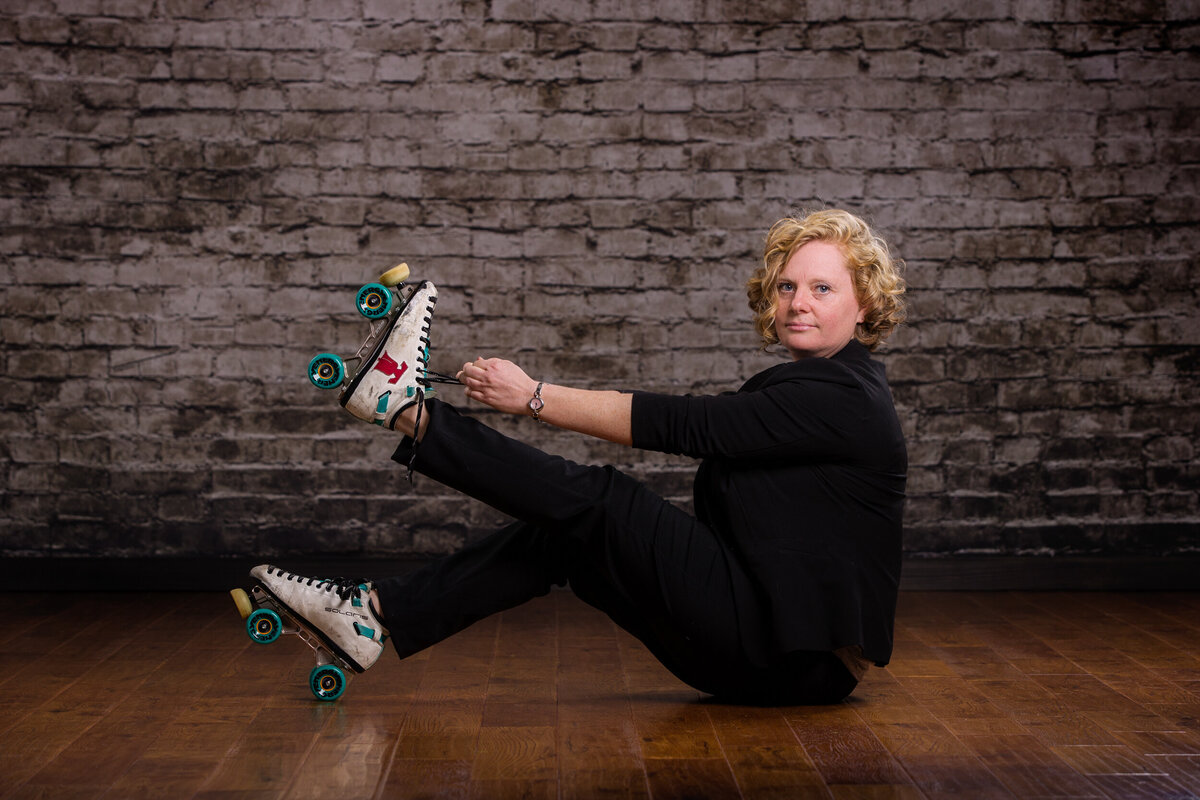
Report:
246,608,283,644
308,353,345,390
377,263,409,287
230,588,253,620
356,282,393,319
310,664,347,701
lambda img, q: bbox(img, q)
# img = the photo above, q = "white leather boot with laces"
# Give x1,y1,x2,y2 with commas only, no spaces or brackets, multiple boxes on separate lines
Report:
249,564,388,673
340,280,441,429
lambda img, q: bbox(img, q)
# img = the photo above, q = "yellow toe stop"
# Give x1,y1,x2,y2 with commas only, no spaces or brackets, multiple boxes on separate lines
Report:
230,588,253,620
378,263,410,286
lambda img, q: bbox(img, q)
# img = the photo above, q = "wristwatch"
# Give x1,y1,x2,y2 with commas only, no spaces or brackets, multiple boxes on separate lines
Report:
528,382,545,421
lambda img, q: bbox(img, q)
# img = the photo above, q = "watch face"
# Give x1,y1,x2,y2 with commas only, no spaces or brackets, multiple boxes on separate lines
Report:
529,397,544,412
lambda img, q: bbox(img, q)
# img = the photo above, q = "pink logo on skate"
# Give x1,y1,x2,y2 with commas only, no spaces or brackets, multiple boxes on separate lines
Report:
373,352,408,385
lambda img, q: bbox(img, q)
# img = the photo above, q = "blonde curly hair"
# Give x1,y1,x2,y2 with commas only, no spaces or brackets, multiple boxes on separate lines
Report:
746,209,907,352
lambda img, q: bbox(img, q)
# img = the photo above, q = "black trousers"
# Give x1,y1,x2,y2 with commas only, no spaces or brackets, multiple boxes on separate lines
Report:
373,400,857,705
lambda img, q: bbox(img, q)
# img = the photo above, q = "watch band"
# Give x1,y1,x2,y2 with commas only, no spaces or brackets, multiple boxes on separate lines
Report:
529,381,545,422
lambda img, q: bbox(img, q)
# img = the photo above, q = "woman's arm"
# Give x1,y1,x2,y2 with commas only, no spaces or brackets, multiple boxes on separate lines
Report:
456,357,633,446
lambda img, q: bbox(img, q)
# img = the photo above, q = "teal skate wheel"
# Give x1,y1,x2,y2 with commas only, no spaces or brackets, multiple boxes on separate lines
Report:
356,283,393,319
310,664,347,701
308,353,345,390
247,608,283,644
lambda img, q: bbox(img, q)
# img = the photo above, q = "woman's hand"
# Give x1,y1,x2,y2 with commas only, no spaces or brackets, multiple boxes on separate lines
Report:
457,357,540,416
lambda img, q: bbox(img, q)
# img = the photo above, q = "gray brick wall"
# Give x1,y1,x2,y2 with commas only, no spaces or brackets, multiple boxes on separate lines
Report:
2,2,1197,560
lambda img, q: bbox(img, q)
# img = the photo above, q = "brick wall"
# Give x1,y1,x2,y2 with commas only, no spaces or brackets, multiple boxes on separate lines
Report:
2,2,1197,560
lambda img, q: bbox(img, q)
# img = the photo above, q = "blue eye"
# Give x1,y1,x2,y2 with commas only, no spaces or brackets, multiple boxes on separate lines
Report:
777,281,795,294
815,284,831,294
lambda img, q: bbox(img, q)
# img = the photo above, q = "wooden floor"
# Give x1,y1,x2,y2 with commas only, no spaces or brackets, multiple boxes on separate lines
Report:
2,590,1199,800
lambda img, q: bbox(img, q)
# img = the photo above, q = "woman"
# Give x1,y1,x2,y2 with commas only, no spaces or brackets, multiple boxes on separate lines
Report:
253,208,907,705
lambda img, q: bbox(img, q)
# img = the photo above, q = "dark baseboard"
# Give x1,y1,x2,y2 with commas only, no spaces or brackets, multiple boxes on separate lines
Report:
0,557,426,593
0,556,1196,592
898,556,1200,591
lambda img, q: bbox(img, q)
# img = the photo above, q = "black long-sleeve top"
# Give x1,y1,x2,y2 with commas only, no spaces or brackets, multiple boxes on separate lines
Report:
630,340,907,666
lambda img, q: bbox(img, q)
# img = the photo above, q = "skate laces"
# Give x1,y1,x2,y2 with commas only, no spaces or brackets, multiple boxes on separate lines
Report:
312,576,369,602
272,568,368,602
400,286,460,482
408,289,460,393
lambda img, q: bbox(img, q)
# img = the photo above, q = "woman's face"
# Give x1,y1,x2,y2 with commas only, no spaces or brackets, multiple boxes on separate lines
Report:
774,240,865,360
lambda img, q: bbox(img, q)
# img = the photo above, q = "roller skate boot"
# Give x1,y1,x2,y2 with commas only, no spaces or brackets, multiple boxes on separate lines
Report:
231,565,389,701
339,279,438,428
306,263,457,430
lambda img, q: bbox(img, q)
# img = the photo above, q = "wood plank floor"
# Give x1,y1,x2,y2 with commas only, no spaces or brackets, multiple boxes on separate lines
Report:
1,590,1198,799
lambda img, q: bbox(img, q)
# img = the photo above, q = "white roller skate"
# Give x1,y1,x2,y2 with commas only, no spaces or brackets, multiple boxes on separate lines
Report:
307,263,458,430
231,565,389,701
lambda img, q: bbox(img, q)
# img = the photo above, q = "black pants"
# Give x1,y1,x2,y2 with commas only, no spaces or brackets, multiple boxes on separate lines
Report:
373,400,857,705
